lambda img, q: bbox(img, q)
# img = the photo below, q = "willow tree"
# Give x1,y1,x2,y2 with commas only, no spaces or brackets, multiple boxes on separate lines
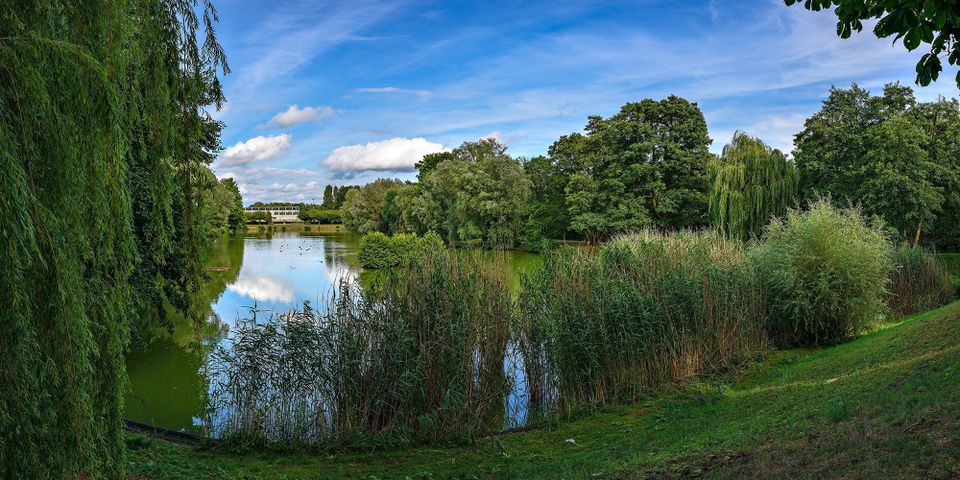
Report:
709,132,798,241
0,1,227,478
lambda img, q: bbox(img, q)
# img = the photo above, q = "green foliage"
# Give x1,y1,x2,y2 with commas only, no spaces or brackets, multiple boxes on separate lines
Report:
298,206,341,224
246,211,272,224
358,231,447,269
887,246,953,317
341,179,404,233
0,0,227,477
859,115,943,243
414,139,532,248
555,96,713,242
524,155,571,240
322,184,335,208
358,232,401,269
129,301,960,479
793,83,960,247
416,151,457,181
785,0,960,87
207,251,512,449
516,230,767,414
751,200,893,346
201,174,246,237
709,131,798,241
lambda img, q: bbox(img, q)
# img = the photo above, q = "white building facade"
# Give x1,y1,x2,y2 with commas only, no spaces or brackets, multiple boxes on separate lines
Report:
244,205,300,222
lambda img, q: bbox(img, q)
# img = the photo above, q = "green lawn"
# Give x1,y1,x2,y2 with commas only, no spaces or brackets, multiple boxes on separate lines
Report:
126,301,960,479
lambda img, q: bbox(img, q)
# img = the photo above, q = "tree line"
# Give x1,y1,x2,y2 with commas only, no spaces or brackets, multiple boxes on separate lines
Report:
1,1,234,477
340,85,960,251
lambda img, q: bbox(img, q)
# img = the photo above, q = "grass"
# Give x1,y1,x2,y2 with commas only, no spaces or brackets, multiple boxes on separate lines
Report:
126,300,960,479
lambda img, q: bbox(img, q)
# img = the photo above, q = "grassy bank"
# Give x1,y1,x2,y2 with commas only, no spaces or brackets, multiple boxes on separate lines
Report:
126,300,960,479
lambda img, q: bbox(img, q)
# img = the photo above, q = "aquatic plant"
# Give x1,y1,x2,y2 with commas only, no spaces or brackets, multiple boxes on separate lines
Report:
515,230,767,416
887,245,953,317
207,250,513,449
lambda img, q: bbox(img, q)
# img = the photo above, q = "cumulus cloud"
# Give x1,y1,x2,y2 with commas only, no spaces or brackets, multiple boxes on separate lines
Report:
228,276,294,303
217,134,292,167
321,137,446,172
268,104,335,127
354,86,433,97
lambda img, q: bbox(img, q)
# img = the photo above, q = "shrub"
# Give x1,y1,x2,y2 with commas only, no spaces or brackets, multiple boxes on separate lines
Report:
515,230,767,415
358,231,447,269
207,251,512,449
358,232,399,269
751,199,892,346
420,231,445,253
391,233,421,264
887,246,953,317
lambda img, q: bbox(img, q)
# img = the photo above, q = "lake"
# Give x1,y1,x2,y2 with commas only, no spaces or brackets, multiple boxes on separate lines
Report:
124,226,542,433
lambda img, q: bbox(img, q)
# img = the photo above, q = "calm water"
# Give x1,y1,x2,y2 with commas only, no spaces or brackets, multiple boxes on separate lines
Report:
124,228,541,433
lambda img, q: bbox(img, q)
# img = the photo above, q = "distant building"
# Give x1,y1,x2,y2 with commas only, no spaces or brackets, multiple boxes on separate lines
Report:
244,205,300,222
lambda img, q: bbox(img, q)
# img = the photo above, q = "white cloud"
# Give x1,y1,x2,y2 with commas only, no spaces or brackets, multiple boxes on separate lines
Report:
354,86,433,97
218,134,292,167
269,105,335,127
321,137,446,172
228,276,294,303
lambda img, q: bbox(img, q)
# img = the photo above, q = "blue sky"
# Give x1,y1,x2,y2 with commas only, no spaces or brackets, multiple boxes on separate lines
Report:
209,0,959,204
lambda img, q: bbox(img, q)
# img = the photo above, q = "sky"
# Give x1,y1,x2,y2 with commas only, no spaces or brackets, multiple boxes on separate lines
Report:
208,0,960,204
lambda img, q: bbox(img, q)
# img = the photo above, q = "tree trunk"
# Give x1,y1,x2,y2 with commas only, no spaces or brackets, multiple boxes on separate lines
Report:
913,221,923,247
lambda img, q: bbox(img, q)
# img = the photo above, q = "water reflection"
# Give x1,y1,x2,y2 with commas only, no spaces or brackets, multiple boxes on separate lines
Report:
124,231,541,434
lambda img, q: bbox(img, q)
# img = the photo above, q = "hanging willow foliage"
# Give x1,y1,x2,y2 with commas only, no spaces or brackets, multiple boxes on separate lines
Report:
0,1,227,478
709,131,799,241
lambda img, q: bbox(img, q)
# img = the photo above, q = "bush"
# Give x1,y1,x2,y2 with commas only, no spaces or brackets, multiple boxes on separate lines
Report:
358,232,399,269
751,200,892,346
299,207,341,224
515,230,767,414
358,231,447,269
887,246,953,317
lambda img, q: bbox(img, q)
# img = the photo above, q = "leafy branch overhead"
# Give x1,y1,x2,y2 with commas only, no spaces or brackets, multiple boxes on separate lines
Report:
785,0,960,87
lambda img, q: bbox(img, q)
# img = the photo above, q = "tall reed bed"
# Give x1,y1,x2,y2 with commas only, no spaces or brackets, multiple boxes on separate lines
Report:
887,246,954,317
515,230,767,416
207,250,513,449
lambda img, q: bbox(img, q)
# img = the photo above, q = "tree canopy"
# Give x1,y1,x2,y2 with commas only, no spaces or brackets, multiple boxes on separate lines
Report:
785,0,960,87
793,83,960,246
709,132,798,241
555,96,713,242
1,1,229,477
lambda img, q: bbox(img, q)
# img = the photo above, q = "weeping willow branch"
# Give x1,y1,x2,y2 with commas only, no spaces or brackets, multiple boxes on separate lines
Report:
709,131,799,241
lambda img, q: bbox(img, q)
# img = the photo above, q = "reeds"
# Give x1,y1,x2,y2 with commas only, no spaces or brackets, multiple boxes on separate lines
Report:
205,208,953,450
515,230,768,416
206,250,513,449
887,245,954,317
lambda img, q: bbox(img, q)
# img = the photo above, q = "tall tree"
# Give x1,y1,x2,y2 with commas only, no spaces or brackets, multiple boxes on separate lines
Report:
341,179,403,233
556,96,713,242
415,139,531,248
912,97,960,249
322,184,334,208
709,132,798,241
859,115,943,245
794,83,960,246
524,155,571,240
0,1,227,477
785,0,960,88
